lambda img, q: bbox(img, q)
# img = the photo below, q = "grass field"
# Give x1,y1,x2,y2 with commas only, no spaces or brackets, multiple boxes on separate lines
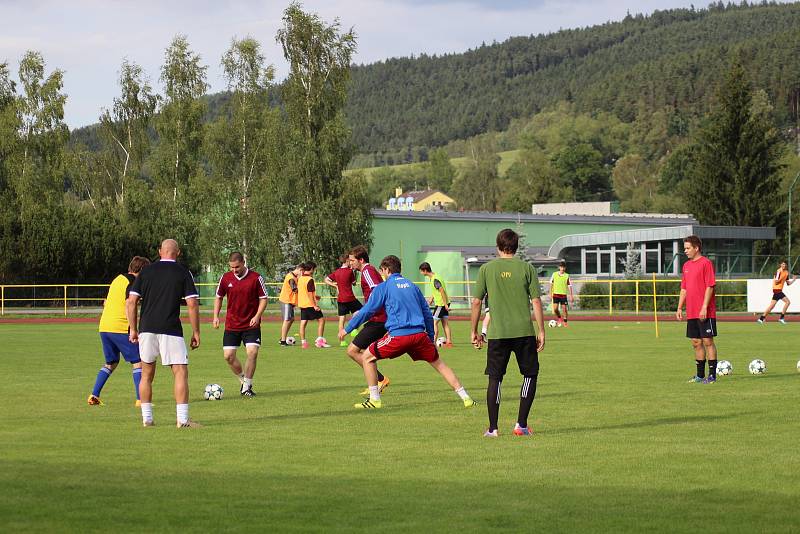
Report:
1,320,799,533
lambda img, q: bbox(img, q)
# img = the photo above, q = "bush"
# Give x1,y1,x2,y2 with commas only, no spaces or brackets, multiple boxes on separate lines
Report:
576,279,746,313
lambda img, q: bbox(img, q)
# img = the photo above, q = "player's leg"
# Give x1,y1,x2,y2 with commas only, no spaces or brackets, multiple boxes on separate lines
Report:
513,337,540,435
223,348,244,379
136,333,158,426
355,347,382,408
561,302,569,324
485,339,511,435
131,363,142,403
117,336,143,405
552,301,561,319
759,298,777,322
442,317,453,345
701,319,718,383
780,296,790,323
299,319,309,347
316,317,326,341
427,357,475,407
280,303,294,344
90,333,121,404
481,312,490,340
171,364,191,426
241,342,259,396
350,322,388,392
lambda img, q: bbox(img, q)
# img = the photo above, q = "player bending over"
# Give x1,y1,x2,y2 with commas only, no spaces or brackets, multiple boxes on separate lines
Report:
757,260,796,324
88,256,151,406
339,255,475,410
549,261,573,327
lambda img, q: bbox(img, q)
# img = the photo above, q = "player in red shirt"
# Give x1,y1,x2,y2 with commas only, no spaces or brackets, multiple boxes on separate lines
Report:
213,252,268,396
324,253,362,346
345,245,390,394
676,235,718,384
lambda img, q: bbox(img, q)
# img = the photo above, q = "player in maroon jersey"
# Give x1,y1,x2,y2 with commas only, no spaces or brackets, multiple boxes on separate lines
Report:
213,252,268,396
325,253,362,347
346,245,391,394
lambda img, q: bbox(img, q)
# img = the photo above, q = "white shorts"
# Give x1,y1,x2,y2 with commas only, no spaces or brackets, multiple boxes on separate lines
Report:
138,333,189,366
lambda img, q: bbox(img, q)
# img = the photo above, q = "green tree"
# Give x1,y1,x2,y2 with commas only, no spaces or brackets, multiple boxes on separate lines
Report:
0,62,20,281
612,154,658,211
427,147,456,191
551,143,611,201
451,137,501,211
500,150,573,211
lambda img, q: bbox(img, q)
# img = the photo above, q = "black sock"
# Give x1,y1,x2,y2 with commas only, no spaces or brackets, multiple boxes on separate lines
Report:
708,360,717,378
780,313,785,320
695,360,705,378
759,315,765,321
487,377,502,432
377,369,385,382
517,374,538,428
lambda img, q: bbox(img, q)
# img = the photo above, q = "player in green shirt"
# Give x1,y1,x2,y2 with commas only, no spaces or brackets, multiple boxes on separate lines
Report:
470,229,545,438
419,262,452,347
549,261,574,327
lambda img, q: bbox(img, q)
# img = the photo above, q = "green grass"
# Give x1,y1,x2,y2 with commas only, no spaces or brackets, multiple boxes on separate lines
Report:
1,320,799,532
345,149,522,182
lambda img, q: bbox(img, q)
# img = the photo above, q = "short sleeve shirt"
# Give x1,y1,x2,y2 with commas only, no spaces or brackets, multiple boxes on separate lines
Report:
216,269,267,331
550,272,571,295
474,257,540,339
328,267,357,303
360,264,387,323
99,273,135,333
129,260,199,336
680,256,716,319
431,275,448,306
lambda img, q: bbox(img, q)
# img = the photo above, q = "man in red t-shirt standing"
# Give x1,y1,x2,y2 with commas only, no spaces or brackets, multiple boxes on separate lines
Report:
325,254,362,346
213,251,268,396
676,235,718,384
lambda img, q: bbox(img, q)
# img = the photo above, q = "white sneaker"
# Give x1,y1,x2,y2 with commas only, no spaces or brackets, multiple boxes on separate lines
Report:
315,338,331,348
779,318,786,324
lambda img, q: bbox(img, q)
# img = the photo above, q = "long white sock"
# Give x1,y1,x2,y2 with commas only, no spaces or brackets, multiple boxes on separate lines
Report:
176,403,189,425
455,386,470,400
368,385,380,401
242,377,252,392
141,402,153,424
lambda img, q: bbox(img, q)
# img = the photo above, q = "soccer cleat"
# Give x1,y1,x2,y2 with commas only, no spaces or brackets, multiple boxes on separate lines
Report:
483,429,499,438
354,398,382,409
780,318,787,324
301,340,309,349
279,340,287,346
142,420,155,427
757,318,764,324
135,399,141,408
481,332,487,343
339,340,348,347
378,376,391,393
241,388,256,397
687,376,703,383
87,395,104,406
463,397,477,408
513,423,533,436
702,376,717,384
315,338,331,348
562,321,569,328
557,318,563,327
177,420,203,429
444,341,454,348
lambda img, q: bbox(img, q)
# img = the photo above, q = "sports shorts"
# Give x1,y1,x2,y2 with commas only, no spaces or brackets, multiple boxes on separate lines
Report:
370,331,439,363
300,307,324,321
337,299,363,316
352,321,387,350
432,305,449,319
223,328,261,349
100,332,140,364
686,318,717,339
138,333,188,366
772,291,787,301
279,302,295,321
485,336,539,378
552,294,568,305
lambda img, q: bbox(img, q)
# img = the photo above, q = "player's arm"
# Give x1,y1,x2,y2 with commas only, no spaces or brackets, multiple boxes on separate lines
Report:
549,275,554,298
212,296,223,329
531,296,545,352
323,276,338,289
250,297,268,328
438,285,449,310
344,284,385,334
568,277,574,303
788,274,797,285
699,285,715,321
470,296,483,348
676,288,687,320
126,293,140,343
187,296,200,349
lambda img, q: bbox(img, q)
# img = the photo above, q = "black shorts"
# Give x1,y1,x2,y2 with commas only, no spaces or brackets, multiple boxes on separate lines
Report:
222,328,262,348
686,318,717,339
432,305,449,319
300,307,324,321
772,291,787,301
352,321,387,350
485,336,539,378
337,299,363,316
552,294,568,305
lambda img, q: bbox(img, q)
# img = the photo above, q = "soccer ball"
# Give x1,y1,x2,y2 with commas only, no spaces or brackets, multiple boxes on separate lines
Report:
548,319,557,328
436,337,446,347
748,359,766,375
797,360,800,372
285,336,296,345
203,383,224,400
716,360,732,376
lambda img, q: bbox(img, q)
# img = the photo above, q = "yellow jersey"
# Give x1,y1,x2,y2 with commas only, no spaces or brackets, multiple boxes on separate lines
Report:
279,273,298,305
99,274,135,333
297,275,317,308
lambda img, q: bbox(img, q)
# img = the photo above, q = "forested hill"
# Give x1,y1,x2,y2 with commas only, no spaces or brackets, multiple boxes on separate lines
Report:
345,1,800,157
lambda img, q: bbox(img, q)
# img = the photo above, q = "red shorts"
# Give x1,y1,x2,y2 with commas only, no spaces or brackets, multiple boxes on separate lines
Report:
369,332,439,363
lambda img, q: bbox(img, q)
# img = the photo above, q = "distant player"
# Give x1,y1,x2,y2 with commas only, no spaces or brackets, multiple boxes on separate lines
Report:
127,239,201,428
212,252,268,396
339,255,475,410
88,256,151,406
346,245,390,394
471,228,545,437
549,261,573,326
676,235,718,384
278,265,302,346
757,260,796,324
419,262,453,347
324,254,362,346
297,261,330,348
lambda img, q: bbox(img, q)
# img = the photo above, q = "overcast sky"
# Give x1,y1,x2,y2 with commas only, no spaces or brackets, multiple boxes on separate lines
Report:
0,0,787,128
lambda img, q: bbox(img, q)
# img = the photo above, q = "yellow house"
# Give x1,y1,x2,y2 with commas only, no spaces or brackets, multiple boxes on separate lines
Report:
386,188,455,212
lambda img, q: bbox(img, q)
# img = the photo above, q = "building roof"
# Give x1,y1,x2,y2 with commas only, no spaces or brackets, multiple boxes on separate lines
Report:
420,245,561,265
373,209,698,226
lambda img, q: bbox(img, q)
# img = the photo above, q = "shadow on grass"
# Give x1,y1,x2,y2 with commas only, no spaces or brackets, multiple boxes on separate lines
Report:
544,412,758,435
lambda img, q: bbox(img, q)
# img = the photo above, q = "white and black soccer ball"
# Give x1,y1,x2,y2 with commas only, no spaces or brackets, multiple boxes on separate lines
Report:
285,336,296,345
748,359,766,375
436,337,446,347
716,360,732,376
203,383,224,400
797,360,800,373
548,319,557,328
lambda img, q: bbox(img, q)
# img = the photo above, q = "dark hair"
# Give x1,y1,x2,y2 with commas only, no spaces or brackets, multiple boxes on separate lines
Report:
684,235,702,251
228,251,244,263
128,256,151,274
306,261,317,270
380,255,402,274
340,253,350,264
496,228,519,254
419,262,432,272
298,262,309,271
350,245,369,263
559,261,566,268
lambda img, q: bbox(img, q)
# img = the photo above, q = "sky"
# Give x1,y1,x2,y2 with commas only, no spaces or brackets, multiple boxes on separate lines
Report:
0,0,788,128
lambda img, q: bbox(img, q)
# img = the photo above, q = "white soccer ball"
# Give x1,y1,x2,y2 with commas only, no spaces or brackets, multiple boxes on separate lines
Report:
748,359,766,375
436,337,446,347
548,319,557,328
285,336,296,345
716,360,732,376
797,360,800,373
203,383,224,400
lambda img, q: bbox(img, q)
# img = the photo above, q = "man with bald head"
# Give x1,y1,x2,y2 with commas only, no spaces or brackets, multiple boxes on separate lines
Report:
127,239,201,428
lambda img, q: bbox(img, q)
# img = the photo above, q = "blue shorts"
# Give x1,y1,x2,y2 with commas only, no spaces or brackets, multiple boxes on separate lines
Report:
100,332,140,364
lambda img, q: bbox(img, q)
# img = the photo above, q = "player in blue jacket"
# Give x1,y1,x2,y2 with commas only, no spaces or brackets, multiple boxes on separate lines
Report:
339,255,476,410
